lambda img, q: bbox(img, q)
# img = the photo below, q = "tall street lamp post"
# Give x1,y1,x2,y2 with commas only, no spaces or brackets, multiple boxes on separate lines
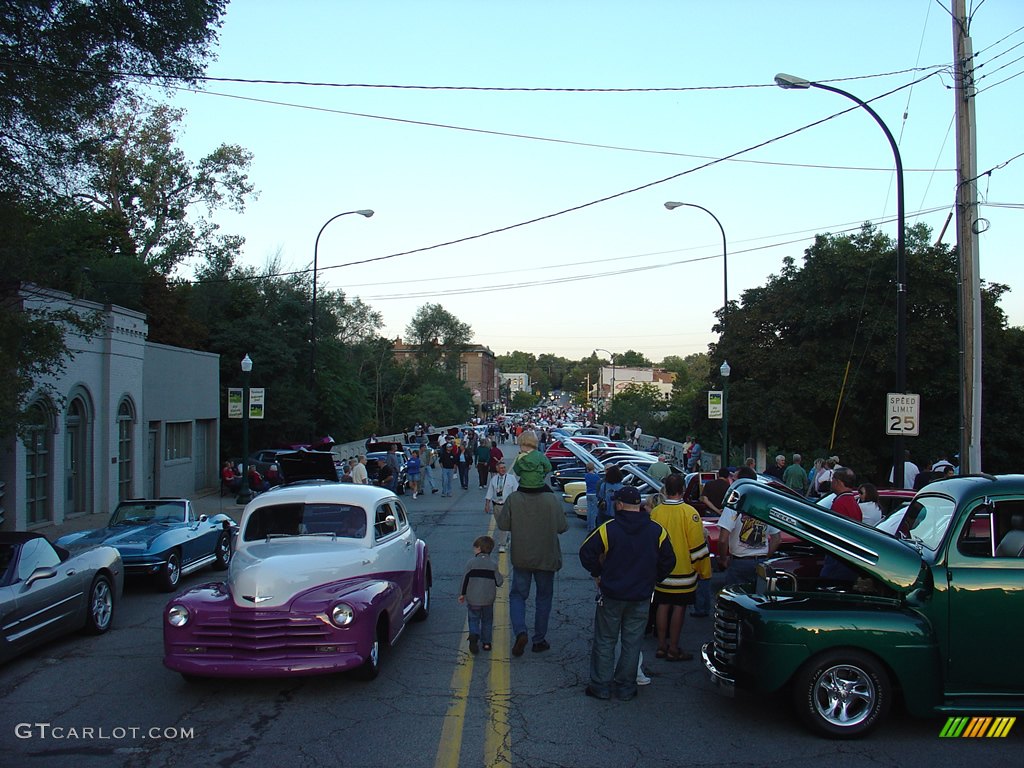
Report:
594,348,615,407
236,353,254,505
664,201,728,324
720,360,731,469
774,73,908,488
311,209,374,400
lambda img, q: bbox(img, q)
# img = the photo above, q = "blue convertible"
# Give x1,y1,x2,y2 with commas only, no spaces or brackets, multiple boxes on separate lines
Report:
57,499,236,592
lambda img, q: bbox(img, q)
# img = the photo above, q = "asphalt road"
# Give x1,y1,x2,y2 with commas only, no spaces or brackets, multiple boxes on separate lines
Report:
2,456,1020,767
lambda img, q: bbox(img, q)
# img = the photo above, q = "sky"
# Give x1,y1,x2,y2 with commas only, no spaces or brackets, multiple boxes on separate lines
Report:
158,0,1023,363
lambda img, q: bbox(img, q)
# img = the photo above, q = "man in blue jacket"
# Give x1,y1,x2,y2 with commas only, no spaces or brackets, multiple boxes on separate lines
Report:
579,486,675,701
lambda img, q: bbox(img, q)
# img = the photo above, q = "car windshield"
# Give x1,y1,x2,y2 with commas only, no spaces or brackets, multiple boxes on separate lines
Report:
110,501,185,525
243,502,367,541
897,495,957,552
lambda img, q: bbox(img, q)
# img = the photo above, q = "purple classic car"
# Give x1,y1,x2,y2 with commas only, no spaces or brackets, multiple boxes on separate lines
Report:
163,482,431,680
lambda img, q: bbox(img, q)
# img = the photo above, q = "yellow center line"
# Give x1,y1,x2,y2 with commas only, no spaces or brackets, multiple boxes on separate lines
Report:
485,545,511,767
433,511,513,768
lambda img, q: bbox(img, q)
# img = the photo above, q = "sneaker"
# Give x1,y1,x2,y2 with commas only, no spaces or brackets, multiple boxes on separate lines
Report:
432,489,438,494
469,635,479,654
531,640,550,653
584,685,611,700
636,669,652,686
512,633,528,657
498,545,507,553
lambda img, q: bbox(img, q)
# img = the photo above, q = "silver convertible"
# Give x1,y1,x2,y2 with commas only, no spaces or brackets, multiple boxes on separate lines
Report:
1,532,123,663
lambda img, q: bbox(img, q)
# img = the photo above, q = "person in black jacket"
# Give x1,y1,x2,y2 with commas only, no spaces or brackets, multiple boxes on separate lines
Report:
579,486,675,701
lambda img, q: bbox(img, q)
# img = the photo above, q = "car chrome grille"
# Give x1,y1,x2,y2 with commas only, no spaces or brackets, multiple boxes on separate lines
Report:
711,600,739,668
187,611,350,658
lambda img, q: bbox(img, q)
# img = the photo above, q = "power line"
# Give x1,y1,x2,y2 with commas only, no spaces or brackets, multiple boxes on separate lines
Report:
166,84,953,173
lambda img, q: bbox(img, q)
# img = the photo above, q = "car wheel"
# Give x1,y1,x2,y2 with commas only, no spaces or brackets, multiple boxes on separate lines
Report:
214,532,232,570
413,584,430,622
793,650,891,738
84,575,114,634
352,622,384,681
573,493,585,506
159,550,182,592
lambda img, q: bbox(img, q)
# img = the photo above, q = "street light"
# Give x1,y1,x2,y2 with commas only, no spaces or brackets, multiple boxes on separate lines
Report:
311,209,374,398
664,201,728,324
594,348,616,406
774,72,908,488
236,353,254,505
720,360,731,470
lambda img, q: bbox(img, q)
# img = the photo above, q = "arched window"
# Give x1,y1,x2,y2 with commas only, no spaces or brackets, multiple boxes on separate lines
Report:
24,401,54,525
65,394,92,515
117,399,135,501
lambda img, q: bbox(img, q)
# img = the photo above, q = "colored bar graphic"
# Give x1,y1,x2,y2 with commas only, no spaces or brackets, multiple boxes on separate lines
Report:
939,716,1015,738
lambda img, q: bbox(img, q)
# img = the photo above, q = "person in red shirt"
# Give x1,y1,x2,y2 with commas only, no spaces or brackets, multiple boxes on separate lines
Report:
829,468,862,522
820,466,862,585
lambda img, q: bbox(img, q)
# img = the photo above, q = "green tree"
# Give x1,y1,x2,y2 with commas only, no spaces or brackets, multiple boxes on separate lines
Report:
0,0,229,436
72,97,254,274
512,391,540,410
606,383,663,434
405,303,472,372
0,0,228,191
704,223,1024,478
495,350,537,373
616,349,652,367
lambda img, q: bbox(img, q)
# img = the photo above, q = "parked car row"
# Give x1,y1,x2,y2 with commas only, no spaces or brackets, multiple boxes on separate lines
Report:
4,451,431,683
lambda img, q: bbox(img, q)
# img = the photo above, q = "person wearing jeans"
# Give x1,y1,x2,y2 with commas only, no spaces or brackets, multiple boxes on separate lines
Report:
496,481,567,656
579,486,676,701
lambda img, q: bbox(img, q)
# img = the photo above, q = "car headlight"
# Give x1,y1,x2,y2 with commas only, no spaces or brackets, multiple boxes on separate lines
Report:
167,604,190,627
330,603,355,627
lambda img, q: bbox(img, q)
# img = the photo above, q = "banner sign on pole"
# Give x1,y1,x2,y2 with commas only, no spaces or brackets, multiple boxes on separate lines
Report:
249,388,265,420
228,388,243,419
708,390,723,419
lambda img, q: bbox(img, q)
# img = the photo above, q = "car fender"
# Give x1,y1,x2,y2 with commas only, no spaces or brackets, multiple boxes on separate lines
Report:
726,589,940,705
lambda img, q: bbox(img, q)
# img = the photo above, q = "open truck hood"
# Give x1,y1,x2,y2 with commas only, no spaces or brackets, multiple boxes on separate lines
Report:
724,479,928,594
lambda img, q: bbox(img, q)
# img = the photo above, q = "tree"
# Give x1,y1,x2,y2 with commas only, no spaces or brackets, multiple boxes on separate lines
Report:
705,223,1024,479
615,349,652,367
495,350,537,373
405,303,472,372
1,1,229,436
71,97,254,274
0,0,229,192
512,391,540,410
605,383,662,433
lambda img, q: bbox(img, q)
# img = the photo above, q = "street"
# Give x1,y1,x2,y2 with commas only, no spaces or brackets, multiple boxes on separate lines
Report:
2,466,1019,767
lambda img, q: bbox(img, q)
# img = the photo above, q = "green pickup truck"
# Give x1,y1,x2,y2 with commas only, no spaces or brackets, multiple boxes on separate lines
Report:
702,474,1024,738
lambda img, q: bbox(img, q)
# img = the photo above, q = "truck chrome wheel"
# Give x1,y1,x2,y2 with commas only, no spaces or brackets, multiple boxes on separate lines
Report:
794,650,890,738
812,663,875,727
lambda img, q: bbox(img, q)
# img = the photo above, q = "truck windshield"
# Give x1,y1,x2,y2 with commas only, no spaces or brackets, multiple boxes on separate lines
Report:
897,496,957,552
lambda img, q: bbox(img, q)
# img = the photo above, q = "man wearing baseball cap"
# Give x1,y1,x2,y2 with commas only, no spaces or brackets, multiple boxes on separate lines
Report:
579,485,676,701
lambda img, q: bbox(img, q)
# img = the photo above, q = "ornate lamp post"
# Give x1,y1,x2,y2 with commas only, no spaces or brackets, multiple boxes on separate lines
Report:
236,353,254,505
774,72,908,488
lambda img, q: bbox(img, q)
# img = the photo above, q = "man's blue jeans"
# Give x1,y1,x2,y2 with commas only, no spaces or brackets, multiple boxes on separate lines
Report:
509,568,554,643
441,468,453,496
589,596,648,700
586,494,599,532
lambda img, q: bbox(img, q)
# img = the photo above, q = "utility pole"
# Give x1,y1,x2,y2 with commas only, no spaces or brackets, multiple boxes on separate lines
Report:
952,0,983,473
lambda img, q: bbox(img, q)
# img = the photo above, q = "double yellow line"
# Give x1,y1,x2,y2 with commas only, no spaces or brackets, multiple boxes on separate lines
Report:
433,518,512,768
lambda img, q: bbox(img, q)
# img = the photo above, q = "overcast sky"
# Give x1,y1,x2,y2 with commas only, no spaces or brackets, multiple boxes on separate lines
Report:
160,0,1023,361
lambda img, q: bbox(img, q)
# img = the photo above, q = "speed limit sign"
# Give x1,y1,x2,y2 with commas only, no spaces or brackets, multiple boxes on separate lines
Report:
886,393,920,436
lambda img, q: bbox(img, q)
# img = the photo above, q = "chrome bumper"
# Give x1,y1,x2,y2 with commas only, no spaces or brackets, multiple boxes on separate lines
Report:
701,642,736,697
